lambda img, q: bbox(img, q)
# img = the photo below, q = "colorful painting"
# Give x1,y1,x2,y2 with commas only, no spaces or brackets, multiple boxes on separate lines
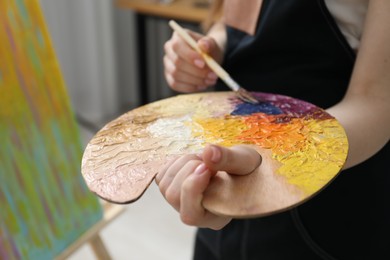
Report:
82,92,348,216
0,0,102,259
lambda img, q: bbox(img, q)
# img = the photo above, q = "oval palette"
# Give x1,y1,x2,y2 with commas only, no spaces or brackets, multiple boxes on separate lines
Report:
81,92,348,217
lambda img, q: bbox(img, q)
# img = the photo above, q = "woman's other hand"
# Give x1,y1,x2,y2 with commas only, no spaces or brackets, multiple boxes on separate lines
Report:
163,29,223,93
155,144,261,230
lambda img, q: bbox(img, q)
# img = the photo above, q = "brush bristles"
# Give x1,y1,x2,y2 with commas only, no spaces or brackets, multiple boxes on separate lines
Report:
237,89,259,104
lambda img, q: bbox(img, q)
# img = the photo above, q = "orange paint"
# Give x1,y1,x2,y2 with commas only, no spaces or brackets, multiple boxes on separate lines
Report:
193,111,347,195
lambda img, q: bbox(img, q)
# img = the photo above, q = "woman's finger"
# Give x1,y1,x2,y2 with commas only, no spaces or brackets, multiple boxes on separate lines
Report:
164,159,203,211
202,144,262,175
164,56,212,89
156,154,203,211
180,163,231,230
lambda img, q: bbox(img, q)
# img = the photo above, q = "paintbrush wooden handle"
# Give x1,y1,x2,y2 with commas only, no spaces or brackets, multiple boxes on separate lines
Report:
168,20,240,91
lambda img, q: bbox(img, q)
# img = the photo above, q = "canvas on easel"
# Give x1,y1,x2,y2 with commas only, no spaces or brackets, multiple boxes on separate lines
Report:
0,1,121,259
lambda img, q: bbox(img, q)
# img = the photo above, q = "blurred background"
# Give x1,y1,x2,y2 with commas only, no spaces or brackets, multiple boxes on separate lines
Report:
39,0,201,128
37,0,209,259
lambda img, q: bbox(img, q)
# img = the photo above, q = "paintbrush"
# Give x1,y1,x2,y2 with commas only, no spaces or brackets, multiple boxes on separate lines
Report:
168,20,259,104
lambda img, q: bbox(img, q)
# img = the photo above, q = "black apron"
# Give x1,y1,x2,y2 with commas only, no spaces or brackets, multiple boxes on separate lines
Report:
194,0,390,259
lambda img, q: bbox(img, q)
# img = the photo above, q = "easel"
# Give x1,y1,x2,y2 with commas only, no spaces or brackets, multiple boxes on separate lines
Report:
56,202,125,260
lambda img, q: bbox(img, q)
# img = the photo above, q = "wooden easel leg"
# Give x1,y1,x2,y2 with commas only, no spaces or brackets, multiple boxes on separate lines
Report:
89,234,112,260
55,203,125,260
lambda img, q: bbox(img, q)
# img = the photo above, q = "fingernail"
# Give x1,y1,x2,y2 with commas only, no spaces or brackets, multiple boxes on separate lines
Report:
194,59,205,68
194,163,208,175
207,72,218,80
210,145,221,163
199,39,209,51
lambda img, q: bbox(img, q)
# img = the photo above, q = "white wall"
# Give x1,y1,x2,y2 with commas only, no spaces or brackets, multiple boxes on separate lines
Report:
39,0,201,126
39,0,139,125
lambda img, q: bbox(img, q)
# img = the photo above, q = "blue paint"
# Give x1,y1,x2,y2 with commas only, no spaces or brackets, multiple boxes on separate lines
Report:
36,29,45,47
231,102,283,116
27,38,42,75
16,0,30,25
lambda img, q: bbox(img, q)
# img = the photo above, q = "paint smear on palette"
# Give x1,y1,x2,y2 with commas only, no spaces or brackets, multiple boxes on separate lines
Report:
193,93,347,195
82,92,348,207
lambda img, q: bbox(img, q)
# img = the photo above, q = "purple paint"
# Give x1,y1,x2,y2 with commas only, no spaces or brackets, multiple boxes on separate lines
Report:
252,92,333,119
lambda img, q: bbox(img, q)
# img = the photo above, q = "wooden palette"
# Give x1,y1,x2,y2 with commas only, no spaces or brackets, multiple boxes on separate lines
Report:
81,92,348,217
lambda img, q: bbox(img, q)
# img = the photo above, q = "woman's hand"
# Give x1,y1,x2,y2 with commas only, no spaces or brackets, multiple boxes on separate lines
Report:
163,29,223,93
155,144,261,230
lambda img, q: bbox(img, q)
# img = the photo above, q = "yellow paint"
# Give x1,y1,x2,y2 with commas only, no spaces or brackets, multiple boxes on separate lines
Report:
275,119,348,195
191,111,347,196
193,115,249,146
143,94,347,197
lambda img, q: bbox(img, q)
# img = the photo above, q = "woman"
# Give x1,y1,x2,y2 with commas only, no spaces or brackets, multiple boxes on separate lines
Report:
156,0,390,259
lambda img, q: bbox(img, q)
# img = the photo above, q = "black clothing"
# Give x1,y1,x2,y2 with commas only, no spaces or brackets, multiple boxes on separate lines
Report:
195,0,390,259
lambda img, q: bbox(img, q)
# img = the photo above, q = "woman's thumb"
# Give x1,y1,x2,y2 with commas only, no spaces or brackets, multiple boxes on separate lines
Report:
202,144,262,175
